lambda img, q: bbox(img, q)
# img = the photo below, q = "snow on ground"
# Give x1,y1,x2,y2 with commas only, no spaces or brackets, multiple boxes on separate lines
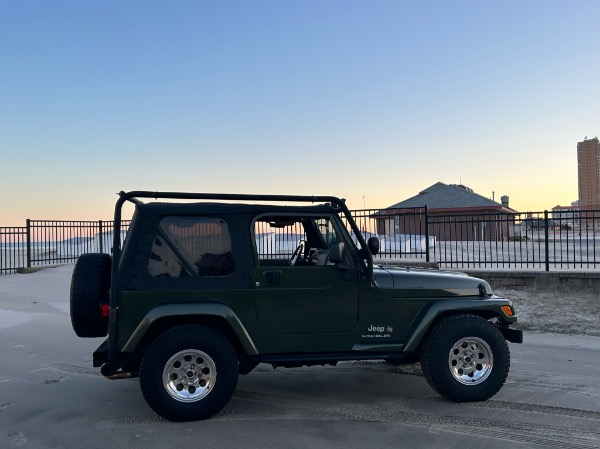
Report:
496,288,600,336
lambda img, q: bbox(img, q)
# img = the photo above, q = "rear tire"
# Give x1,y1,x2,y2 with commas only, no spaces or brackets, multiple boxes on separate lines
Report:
140,325,238,422
420,315,510,402
70,253,111,338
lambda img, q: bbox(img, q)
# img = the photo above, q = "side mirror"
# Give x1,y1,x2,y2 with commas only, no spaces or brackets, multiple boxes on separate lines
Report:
328,241,345,263
367,236,379,255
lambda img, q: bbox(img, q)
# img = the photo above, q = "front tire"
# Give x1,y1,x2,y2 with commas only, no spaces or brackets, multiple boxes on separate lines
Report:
140,325,238,421
420,315,510,402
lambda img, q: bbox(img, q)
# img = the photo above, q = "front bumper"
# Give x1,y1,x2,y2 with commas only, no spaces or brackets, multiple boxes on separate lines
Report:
499,326,523,344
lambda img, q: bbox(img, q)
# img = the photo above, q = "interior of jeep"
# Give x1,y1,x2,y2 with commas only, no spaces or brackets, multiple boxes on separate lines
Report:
254,215,344,267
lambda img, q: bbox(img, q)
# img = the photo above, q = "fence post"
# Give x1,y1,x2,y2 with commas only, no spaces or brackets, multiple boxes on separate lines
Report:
99,220,103,254
544,210,550,271
26,219,31,268
424,206,430,262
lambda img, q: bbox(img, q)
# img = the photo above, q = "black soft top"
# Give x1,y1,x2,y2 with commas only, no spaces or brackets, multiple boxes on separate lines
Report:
134,201,339,217
109,190,372,300
116,201,342,292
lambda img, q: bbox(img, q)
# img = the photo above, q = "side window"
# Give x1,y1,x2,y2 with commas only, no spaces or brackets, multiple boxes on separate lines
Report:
149,217,234,277
147,235,190,278
254,215,342,267
254,218,306,263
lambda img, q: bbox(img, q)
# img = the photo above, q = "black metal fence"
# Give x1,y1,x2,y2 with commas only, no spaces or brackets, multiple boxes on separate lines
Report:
2,208,600,275
0,220,130,275
351,207,600,271
0,227,28,275
428,210,600,270
345,207,429,259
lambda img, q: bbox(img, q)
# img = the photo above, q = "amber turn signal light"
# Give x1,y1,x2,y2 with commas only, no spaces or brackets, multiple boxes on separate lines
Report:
501,305,513,316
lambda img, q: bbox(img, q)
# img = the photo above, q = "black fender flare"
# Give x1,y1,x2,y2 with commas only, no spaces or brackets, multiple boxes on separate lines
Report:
120,303,259,356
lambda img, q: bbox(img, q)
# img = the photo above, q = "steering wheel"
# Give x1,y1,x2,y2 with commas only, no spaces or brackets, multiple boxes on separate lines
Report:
289,240,305,266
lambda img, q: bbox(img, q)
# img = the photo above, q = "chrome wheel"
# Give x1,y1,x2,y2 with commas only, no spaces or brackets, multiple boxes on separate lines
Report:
448,337,493,385
162,349,216,402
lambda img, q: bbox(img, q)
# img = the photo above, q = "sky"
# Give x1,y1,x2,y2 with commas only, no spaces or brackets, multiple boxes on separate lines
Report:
1,1,599,226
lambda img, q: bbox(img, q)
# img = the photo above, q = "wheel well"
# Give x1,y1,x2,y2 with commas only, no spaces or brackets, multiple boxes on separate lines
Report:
126,315,249,371
436,309,499,322
415,310,502,353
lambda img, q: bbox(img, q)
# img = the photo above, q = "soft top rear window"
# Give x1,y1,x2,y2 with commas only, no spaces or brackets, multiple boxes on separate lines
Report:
157,217,234,277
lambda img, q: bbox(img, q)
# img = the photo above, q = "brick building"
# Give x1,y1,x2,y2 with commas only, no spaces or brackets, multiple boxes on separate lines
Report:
376,182,516,241
577,137,600,209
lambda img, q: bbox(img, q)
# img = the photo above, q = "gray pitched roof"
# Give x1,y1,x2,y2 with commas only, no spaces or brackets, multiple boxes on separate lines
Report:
387,182,506,210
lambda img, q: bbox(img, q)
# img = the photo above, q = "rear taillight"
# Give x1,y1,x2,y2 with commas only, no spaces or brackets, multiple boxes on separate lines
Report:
101,304,110,317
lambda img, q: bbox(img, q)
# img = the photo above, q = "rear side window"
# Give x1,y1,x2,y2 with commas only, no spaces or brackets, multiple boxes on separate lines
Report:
148,235,190,278
149,217,234,277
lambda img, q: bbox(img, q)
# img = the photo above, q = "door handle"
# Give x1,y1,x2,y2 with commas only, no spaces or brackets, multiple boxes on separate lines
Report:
264,271,281,286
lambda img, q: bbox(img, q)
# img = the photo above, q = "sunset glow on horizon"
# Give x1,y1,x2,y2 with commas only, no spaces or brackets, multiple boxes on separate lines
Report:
1,1,597,227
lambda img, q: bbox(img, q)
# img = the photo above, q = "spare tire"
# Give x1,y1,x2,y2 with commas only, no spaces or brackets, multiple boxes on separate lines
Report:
70,253,112,338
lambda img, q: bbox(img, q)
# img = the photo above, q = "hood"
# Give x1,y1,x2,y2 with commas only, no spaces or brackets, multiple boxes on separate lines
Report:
374,265,493,298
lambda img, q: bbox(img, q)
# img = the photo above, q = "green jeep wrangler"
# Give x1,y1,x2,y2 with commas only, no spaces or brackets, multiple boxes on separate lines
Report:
70,191,522,422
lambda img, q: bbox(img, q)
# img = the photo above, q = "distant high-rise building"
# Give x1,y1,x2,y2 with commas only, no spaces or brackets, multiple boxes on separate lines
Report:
577,137,600,209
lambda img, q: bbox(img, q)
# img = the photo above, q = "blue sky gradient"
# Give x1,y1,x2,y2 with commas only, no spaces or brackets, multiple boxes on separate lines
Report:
1,1,599,225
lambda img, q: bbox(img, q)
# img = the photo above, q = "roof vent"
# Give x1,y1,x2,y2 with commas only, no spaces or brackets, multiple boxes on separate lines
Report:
452,184,474,193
